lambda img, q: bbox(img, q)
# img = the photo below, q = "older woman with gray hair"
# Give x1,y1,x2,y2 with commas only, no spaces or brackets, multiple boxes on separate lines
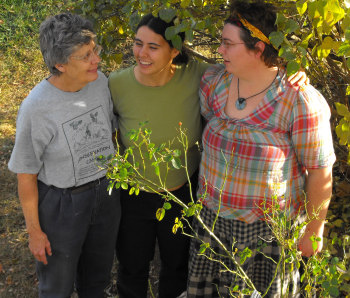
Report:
8,13,120,297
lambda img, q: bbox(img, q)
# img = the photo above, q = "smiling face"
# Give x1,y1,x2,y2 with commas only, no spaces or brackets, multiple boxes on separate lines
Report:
55,40,101,91
218,23,256,75
133,26,179,78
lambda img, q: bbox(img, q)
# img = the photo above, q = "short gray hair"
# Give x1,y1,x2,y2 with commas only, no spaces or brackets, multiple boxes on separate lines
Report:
39,13,96,75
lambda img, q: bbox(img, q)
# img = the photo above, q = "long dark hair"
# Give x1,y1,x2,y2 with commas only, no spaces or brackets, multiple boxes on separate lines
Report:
136,13,189,65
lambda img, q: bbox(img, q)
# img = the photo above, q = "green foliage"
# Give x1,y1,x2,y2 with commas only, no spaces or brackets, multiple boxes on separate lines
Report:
102,125,349,297
335,102,350,163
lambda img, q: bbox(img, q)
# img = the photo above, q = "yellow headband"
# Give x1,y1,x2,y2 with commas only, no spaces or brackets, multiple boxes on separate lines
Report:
237,14,271,45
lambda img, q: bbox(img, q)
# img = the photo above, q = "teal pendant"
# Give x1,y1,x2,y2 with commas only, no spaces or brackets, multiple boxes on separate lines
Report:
236,97,247,110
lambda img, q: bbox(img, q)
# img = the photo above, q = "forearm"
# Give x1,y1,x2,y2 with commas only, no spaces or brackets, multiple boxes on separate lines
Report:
304,167,333,235
298,167,333,256
17,173,51,264
17,173,41,234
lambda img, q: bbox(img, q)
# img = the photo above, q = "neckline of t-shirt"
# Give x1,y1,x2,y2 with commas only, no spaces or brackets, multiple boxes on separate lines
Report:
130,65,181,89
44,76,90,96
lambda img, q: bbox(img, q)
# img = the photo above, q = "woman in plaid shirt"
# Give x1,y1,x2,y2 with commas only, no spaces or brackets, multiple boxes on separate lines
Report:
187,1,336,297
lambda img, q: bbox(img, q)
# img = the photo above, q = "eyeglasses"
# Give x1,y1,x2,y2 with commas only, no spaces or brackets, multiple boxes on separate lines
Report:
70,44,102,62
220,40,245,49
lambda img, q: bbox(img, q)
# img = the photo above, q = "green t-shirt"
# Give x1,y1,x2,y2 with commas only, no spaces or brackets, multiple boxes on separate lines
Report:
109,60,209,191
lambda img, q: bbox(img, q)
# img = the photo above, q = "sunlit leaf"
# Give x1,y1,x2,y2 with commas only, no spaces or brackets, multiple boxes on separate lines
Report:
171,156,182,169
156,208,165,221
199,243,209,253
335,102,350,117
286,61,300,76
163,202,172,210
296,0,308,15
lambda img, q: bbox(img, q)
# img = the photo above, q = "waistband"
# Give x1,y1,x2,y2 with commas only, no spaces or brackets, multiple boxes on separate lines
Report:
67,176,107,194
39,176,107,195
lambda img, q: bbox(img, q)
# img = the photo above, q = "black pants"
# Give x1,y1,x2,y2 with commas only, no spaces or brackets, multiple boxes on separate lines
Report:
116,172,198,298
36,178,121,298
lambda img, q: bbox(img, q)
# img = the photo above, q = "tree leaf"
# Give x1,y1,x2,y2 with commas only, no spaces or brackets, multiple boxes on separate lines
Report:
121,182,128,190
156,208,165,221
285,19,299,34
163,202,172,210
165,26,176,40
335,102,350,117
159,8,176,23
286,61,300,76
171,35,183,51
171,156,182,169
296,0,308,15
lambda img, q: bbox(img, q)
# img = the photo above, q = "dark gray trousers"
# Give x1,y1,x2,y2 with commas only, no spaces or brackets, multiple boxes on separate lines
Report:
36,178,120,298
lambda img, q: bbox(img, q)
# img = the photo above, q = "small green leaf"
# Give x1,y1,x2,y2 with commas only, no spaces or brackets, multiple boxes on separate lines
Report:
154,165,160,176
121,182,128,190
171,35,182,51
171,156,182,169
163,202,172,210
165,26,176,40
329,286,339,297
199,243,209,254
120,167,127,178
286,61,300,76
322,281,330,290
285,19,299,34
185,29,194,42
129,187,135,195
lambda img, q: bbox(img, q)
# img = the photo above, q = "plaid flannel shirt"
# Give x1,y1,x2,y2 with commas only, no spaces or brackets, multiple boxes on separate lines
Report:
198,64,336,223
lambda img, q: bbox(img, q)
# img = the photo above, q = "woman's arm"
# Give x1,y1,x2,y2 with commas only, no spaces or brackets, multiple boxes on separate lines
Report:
298,166,333,257
17,173,52,265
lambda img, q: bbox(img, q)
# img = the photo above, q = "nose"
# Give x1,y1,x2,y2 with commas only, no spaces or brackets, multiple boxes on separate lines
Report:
91,51,101,64
138,45,148,57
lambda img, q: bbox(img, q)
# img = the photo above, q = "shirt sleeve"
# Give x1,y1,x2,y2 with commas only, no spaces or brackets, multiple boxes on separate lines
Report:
199,64,225,121
8,100,50,174
290,85,336,169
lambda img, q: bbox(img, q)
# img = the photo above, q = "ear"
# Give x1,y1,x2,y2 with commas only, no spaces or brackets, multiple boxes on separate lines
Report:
171,48,180,60
55,63,66,73
254,41,266,58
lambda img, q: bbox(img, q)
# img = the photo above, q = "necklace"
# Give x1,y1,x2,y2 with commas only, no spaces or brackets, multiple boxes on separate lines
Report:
236,71,278,110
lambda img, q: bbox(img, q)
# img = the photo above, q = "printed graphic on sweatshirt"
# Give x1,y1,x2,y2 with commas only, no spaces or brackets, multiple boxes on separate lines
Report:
63,106,113,183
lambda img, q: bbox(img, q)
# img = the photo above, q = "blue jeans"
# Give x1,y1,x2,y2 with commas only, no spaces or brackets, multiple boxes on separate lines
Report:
36,177,120,298
116,172,198,298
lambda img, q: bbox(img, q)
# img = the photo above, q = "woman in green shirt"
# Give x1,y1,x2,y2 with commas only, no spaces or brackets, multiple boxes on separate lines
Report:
109,13,209,298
